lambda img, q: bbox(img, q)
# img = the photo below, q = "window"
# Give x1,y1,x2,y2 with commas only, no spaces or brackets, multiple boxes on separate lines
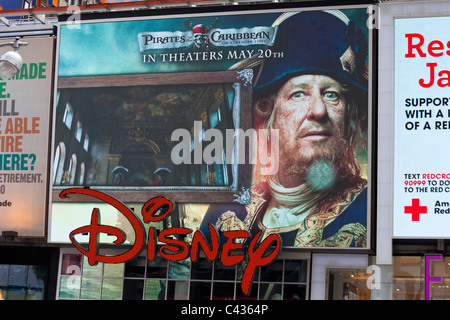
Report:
63,103,73,129
64,154,77,186
0,265,47,300
53,144,61,184
56,91,60,108
57,249,309,300
327,268,371,300
53,142,66,185
83,133,89,151
392,256,424,300
326,256,450,300
57,0,84,6
210,108,221,128
258,259,308,300
69,154,77,185
75,121,82,141
78,162,85,185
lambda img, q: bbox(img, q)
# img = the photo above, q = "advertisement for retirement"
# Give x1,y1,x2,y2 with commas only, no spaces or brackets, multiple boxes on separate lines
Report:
394,16,450,238
0,37,53,237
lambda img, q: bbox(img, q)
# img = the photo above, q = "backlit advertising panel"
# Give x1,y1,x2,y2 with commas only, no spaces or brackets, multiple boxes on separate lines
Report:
0,36,54,237
51,5,373,253
0,0,25,11
394,16,450,238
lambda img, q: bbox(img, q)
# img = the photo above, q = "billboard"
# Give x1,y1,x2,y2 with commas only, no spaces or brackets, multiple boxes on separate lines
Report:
0,0,25,11
394,16,450,238
51,5,373,250
0,36,54,237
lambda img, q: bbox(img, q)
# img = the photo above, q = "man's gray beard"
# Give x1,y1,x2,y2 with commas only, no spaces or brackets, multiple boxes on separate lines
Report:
278,135,356,190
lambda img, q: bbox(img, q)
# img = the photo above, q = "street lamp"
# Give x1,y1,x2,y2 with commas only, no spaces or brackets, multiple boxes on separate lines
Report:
0,37,28,80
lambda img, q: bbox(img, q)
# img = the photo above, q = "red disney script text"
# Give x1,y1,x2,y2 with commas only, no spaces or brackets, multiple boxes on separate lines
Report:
60,188,281,295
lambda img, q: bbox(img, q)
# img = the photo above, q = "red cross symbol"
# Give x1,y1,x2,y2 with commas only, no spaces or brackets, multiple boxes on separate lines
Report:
404,199,427,221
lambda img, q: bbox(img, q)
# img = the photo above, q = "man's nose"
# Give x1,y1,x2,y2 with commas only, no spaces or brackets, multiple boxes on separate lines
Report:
306,94,327,121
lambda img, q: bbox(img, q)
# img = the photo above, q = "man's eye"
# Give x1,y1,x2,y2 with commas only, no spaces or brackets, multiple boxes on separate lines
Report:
324,92,339,100
292,92,304,99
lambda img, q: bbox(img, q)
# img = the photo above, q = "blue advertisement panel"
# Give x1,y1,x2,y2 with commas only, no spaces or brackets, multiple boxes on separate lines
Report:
0,0,24,10
50,6,372,254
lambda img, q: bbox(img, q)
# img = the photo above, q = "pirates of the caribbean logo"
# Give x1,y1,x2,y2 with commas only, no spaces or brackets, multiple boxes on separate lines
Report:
137,17,277,53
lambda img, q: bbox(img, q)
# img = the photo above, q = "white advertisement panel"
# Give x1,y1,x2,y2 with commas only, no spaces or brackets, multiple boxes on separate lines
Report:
0,36,53,237
394,16,450,238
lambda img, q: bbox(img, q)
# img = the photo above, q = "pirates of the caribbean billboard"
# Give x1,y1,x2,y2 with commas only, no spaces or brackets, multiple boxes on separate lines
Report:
50,5,373,270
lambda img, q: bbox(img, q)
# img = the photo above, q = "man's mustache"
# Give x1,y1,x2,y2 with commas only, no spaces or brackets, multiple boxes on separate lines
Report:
297,123,338,139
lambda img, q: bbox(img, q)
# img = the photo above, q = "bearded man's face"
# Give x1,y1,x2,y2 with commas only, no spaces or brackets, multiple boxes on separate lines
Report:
270,74,350,186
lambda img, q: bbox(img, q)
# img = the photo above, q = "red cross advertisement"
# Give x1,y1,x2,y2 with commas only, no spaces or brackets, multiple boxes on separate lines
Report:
394,16,450,238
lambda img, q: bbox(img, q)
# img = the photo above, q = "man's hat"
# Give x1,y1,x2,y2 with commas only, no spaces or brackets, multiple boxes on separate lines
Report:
254,10,368,95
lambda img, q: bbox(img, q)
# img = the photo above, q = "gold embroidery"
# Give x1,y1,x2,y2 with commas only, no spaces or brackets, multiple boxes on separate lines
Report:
319,223,367,247
215,210,245,232
214,182,367,248
293,185,365,247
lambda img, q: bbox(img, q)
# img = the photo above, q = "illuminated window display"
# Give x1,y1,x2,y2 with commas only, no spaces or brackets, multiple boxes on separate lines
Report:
57,250,309,300
0,264,47,300
326,256,450,300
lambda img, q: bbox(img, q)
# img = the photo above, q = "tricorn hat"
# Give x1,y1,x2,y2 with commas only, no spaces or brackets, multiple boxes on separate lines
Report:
254,10,368,96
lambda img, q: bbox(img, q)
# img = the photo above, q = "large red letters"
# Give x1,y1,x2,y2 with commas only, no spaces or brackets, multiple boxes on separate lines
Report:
61,188,281,295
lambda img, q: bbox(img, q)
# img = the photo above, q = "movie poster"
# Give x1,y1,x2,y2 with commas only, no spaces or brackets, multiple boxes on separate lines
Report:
51,6,372,250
